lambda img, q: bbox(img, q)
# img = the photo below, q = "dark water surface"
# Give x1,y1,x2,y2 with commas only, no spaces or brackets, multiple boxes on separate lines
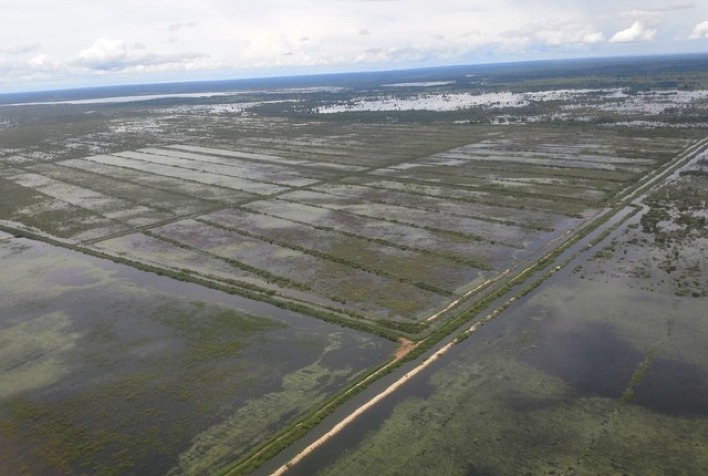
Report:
265,245,708,475
0,238,395,475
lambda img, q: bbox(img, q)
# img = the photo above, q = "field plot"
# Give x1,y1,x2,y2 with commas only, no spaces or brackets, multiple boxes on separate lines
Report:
148,218,448,320
93,232,265,286
0,169,128,240
202,208,483,293
0,124,699,328
221,124,497,168
0,238,395,475
59,158,253,203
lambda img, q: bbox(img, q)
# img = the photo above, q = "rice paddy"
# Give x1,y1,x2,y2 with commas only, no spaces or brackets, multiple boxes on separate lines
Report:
1,125,695,327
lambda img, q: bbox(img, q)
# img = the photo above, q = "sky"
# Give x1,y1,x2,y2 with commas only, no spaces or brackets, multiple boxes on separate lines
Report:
1,0,708,93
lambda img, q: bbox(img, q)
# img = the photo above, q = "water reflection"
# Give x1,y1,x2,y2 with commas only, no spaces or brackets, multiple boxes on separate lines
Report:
524,320,642,399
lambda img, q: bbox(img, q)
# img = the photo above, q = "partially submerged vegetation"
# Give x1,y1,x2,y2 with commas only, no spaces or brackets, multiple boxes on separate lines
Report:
1,55,707,474
0,239,395,475
0,123,698,330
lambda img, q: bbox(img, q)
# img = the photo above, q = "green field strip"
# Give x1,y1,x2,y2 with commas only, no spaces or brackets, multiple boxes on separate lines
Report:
451,147,657,166
218,203,492,270
58,158,255,204
28,163,190,217
364,169,619,205
411,158,639,183
165,144,369,172
230,130,485,165
51,161,221,214
144,229,316,293
339,176,590,217
148,220,446,320
293,185,554,233
227,142,413,167
3,169,163,230
307,182,571,230
137,147,333,183
92,232,265,283
230,137,451,159
467,137,695,160
364,170,606,205
431,149,651,174
0,173,130,239
87,153,285,196
197,214,457,296
234,137,374,158
112,151,306,190
165,144,310,166
371,168,610,202
375,161,620,192
0,175,53,216
233,126,475,150
261,195,526,250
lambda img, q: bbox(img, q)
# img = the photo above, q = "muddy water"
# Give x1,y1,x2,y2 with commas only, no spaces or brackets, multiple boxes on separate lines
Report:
0,237,395,475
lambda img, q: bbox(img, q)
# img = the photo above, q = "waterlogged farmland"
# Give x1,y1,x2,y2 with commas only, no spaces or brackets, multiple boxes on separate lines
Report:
0,124,697,325
1,56,708,474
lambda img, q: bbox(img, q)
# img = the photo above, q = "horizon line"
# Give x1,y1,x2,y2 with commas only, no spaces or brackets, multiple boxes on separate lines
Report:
3,51,708,98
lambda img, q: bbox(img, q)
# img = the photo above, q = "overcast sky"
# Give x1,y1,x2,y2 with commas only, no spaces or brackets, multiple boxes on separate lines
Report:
2,0,708,92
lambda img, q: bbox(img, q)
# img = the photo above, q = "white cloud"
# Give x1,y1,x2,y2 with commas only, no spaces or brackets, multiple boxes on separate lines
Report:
168,21,199,32
538,27,605,46
610,21,657,42
1,43,41,55
630,3,695,15
78,38,128,67
583,31,605,44
506,20,605,48
76,38,208,72
690,20,708,39
28,54,57,70
2,1,707,91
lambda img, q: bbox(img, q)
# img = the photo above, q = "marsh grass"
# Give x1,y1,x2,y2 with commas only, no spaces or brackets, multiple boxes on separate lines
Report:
0,239,394,475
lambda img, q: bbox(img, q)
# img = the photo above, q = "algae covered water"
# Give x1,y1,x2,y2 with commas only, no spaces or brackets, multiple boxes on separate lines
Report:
0,237,395,475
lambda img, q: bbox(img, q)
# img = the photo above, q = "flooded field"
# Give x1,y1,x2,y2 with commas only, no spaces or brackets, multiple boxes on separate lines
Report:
1,123,698,326
0,238,395,475
316,88,708,118
273,170,708,476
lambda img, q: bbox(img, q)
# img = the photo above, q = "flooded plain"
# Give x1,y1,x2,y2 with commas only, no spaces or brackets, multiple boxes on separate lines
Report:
0,237,395,475
2,57,708,474
300,277,708,475
2,125,695,325
263,172,708,476
316,88,708,116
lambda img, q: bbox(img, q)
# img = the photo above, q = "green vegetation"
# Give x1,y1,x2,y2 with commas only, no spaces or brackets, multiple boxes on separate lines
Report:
621,350,655,405
0,239,394,475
